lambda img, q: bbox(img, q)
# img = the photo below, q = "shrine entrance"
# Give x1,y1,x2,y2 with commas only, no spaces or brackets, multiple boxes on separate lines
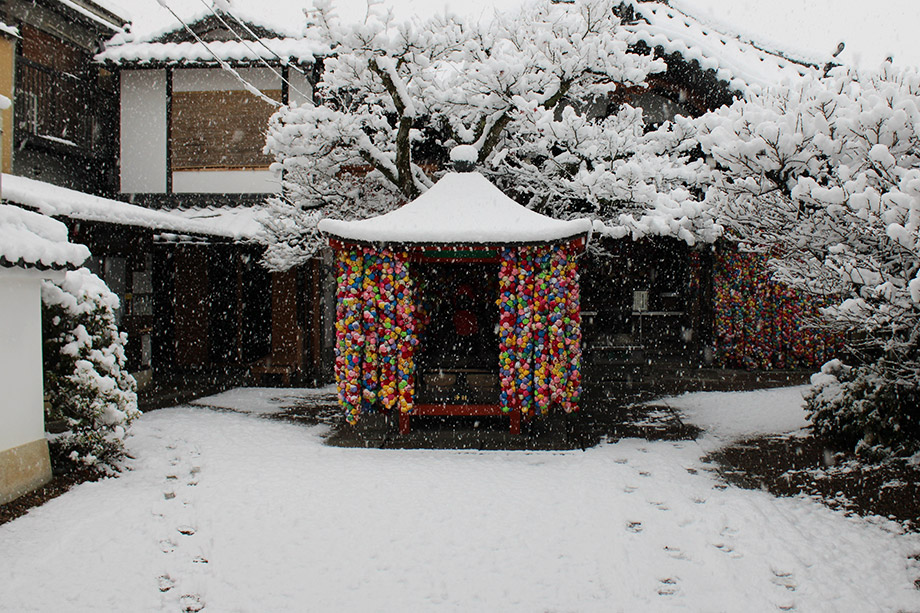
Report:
415,261,500,406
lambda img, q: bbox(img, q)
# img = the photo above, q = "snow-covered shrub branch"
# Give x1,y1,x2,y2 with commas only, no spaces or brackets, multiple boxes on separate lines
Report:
697,63,920,457
42,268,139,472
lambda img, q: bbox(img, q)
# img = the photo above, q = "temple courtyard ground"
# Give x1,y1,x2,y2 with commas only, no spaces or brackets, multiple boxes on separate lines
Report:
2,385,919,611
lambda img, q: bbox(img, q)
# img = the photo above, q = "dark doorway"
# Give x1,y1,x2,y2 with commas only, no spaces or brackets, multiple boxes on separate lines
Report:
415,262,499,404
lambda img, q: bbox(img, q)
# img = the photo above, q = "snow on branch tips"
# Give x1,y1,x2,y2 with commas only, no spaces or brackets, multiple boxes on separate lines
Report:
262,0,697,271
696,62,920,458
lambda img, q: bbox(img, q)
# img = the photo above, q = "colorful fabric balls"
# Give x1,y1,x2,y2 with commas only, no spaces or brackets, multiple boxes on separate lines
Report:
497,244,582,416
334,242,582,425
711,250,841,369
334,248,417,424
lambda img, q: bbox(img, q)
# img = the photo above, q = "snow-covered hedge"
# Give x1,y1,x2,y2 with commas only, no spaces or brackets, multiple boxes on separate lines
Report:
42,268,139,472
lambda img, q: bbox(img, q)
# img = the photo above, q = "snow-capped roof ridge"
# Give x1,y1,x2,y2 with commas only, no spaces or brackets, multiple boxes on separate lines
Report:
104,1,310,47
666,0,828,69
318,172,592,245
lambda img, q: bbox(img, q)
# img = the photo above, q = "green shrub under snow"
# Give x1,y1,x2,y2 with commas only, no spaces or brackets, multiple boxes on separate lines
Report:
806,360,920,460
42,268,139,473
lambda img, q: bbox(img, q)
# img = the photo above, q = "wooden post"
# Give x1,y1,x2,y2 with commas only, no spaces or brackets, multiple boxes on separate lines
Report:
399,412,411,435
509,409,521,435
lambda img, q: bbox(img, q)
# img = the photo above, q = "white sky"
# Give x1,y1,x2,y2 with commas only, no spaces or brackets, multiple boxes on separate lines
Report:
107,0,920,68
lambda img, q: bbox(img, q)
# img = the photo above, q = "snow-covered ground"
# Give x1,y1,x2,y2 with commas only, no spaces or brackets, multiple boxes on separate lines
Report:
2,387,919,612
654,385,812,449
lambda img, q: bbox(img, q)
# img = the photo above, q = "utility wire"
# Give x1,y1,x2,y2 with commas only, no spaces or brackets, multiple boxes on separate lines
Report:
156,0,282,107
195,0,313,101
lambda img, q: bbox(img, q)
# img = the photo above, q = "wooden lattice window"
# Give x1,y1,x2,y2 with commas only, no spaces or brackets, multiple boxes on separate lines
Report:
170,89,281,170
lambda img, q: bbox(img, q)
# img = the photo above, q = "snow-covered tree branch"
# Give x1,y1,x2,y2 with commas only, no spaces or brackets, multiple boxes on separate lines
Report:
697,63,920,456
263,0,720,269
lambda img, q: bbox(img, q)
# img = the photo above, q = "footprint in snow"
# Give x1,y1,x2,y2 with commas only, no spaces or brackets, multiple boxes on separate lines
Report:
657,577,679,596
713,541,742,558
626,521,643,533
664,545,689,561
157,574,175,593
159,538,176,554
623,484,638,493
648,499,669,511
177,525,197,536
638,471,652,478
771,569,797,592
180,593,205,612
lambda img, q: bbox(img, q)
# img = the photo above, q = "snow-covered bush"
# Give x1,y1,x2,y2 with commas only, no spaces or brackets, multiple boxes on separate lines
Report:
42,268,139,472
807,360,920,459
697,62,920,456
263,0,717,269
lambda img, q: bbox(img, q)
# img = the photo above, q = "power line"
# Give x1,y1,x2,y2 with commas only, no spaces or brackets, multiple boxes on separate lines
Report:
194,0,313,101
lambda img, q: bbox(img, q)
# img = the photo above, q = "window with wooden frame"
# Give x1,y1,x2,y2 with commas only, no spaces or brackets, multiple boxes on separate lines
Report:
169,88,282,171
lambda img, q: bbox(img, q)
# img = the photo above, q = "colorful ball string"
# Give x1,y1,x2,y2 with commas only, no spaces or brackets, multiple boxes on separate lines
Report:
562,244,582,412
497,248,518,412
712,250,840,369
334,249,364,424
394,252,417,414
333,247,418,424
361,248,380,411
496,244,583,416
514,247,535,413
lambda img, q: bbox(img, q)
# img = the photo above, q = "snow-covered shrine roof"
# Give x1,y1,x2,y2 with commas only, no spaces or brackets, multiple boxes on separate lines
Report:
318,172,593,246
0,204,89,271
624,0,825,92
1,174,259,241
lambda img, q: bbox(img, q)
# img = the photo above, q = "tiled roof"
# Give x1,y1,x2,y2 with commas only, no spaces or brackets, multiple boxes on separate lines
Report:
625,0,825,92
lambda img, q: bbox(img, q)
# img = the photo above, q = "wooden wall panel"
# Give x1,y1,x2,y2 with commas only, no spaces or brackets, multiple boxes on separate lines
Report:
170,89,281,170
270,269,300,365
174,247,209,366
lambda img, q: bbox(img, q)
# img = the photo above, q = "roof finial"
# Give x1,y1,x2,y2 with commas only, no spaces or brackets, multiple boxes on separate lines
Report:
450,145,478,173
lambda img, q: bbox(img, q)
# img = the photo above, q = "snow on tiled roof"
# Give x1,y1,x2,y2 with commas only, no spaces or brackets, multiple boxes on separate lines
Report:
0,204,89,270
319,172,592,245
96,36,326,65
0,21,19,38
1,174,258,241
55,0,128,32
624,0,825,92
103,1,310,46
164,205,270,242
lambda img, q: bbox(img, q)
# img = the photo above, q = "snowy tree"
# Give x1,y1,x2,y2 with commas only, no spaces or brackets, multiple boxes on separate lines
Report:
42,268,139,472
697,63,920,457
262,0,716,269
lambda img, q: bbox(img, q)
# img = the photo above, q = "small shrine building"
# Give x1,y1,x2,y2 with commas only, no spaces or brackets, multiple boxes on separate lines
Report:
318,164,592,434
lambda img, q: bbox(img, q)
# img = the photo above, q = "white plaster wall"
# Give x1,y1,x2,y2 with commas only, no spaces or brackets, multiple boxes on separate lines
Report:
289,68,314,107
172,169,281,194
173,67,280,92
0,272,46,453
120,69,167,194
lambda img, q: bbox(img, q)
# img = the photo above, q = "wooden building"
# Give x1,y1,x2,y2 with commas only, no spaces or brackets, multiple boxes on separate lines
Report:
95,6,329,388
